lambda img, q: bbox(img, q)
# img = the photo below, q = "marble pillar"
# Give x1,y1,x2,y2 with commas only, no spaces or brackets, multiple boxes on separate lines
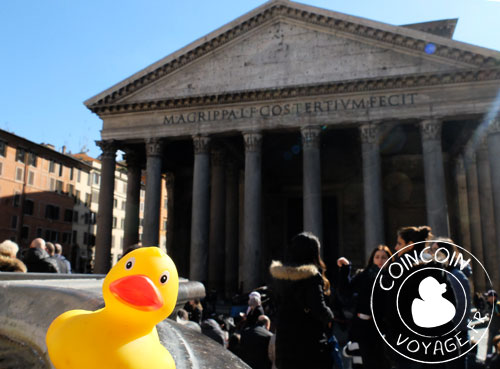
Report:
360,123,385,262
464,146,486,291
487,117,500,289
209,148,226,294
476,139,499,288
301,126,323,244
242,131,262,292
420,119,450,237
189,135,211,283
142,138,163,247
123,150,142,250
225,160,239,298
165,173,175,256
94,140,117,274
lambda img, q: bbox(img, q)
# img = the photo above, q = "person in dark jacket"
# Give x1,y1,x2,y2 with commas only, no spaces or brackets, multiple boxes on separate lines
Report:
22,238,59,273
240,315,273,369
54,243,71,273
270,232,334,369
243,291,265,329
337,245,392,369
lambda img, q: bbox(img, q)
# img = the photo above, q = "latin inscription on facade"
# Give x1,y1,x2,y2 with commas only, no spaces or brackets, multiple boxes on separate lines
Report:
164,93,418,125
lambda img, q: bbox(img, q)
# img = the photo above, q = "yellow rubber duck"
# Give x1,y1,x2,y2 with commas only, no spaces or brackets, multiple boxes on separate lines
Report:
46,247,179,369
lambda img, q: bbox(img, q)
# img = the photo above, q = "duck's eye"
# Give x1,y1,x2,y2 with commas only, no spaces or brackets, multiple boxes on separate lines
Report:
125,257,135,270
159,271,169,285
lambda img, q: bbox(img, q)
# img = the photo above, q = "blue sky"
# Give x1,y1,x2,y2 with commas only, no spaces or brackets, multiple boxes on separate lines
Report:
2,0,499,159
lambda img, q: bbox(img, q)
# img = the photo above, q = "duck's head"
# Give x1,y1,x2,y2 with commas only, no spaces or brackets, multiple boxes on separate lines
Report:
102,247,179,324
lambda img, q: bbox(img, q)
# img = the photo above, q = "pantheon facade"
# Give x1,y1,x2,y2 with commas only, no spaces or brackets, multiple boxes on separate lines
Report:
85,0,500,295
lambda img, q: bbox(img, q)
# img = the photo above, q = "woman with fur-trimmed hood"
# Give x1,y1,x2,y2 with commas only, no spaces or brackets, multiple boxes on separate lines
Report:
0,240,27,272
269,232,334,369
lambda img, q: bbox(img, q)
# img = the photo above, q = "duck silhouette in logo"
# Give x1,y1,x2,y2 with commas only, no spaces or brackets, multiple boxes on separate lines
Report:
411,276,456,328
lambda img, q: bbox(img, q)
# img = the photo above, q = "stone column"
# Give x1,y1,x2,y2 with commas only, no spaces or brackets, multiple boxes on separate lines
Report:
487,117,500,289
464,146,486,291
420,119,449,237
209,148,226,295
225,160,239,299
476,139,499,288
242,131,262,292
301,126,323,244
94,140,117,274
360,123,385,262
454,157,472,252
142,138,163,247
189,135,211,283
123,150,142,250
165,173,175,256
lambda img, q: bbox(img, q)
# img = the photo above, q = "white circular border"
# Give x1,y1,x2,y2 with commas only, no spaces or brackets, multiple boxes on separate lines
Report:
370,240,494,364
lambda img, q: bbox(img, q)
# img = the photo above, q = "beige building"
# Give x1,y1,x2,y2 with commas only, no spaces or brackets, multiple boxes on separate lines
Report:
84,0,500,294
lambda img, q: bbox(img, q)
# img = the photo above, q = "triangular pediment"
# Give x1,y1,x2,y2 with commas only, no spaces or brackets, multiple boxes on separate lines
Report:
85,0,500,112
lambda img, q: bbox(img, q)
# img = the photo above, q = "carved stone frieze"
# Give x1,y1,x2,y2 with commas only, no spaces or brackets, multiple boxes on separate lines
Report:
301,126,321,148
145,138,163,156
90,68,500,115
420,119,442,141
243,132,262,152
359,123,380,144
96,140,118,159
193,135,211,154
88,2,499,110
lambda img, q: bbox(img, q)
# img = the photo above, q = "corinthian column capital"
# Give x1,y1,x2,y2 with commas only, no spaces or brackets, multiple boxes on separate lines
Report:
359,122,380,144
145,138,163,157
243,131,262,152
96,140,118,159
301,126,321,148
193,134,211,154
420,119,442,141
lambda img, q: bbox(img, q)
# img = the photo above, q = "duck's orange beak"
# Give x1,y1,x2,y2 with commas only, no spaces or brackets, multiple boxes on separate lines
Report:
109,275,164,311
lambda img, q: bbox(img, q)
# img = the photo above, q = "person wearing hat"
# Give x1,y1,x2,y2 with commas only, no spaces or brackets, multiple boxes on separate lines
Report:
244,291,265,329
487,290,500,354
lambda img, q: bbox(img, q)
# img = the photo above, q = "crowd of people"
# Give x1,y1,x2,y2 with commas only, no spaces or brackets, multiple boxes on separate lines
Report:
2,228,500,369
0,237,71,274
176,228,500,369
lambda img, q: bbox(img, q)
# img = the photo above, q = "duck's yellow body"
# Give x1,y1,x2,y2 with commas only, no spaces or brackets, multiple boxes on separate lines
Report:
46,247,179,369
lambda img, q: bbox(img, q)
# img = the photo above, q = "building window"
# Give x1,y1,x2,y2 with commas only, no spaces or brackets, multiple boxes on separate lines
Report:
44,229,51,241
24,199,34,215
72,230,77,243
121,200,126,210
56,180,63,193
49,160,55,173
0,162,3,176
73,211,79,223
91,190,99,203
87,172,91,186
69,167,74,181
49,178,56,191
83,232,88,245
67,183,74,196
45,205,60,220
0,140,6,157
85,193,91,205
77,169,81,183
140,190,145,198
120,219,125,229
16,148,26,163
140,202,144,212
62,232,71,244
13,193,20,207
50,231,59,242
16,167,24,181
113,198,118,208
112,217,117,229
75,189,81,203
84,213,89,225
28,171,35,185
164,198,168,209
59,164,64,177
90,212,96,225
21,226,29,240
36,228,43,238
93,173,100,185
28,152,37,167
64,209,73,222
11,216,18,229
163,220,167,230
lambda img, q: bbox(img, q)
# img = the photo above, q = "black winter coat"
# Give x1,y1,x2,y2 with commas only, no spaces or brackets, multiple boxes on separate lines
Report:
22,248,59,273
270,261,334,369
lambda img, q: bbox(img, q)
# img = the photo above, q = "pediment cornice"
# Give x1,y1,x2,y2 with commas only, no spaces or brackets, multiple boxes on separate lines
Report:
85,1,500,111
89,67,500,115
